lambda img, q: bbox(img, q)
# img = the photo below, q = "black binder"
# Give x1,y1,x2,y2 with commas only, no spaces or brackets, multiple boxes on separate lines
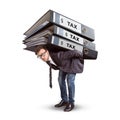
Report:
23,25,95,50
24,10,95,41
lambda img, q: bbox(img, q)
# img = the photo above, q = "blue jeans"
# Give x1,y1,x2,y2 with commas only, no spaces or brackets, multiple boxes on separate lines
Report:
58,70,76,103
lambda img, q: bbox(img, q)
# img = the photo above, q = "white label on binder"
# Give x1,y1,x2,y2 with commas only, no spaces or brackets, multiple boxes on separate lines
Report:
52,37,83,52
59,15,81,33
57,27,84,45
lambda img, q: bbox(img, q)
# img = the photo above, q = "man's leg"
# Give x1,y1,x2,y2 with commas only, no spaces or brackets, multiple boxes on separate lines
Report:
58,70,68,102
67,73,76,103
64,73,76,111
54,70,68,107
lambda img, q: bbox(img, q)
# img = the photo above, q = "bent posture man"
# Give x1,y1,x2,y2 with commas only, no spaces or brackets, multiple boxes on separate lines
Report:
35,46,84,112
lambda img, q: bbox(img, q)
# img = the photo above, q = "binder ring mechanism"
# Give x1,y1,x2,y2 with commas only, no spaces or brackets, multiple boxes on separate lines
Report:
83,40,88,45
84,48,89,55
82,27,87,33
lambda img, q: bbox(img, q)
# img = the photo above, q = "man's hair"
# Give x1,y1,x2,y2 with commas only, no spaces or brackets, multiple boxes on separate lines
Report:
34,45,47,55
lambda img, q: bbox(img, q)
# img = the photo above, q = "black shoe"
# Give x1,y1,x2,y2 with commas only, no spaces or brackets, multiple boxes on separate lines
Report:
54,100,68,107
64,103,74,112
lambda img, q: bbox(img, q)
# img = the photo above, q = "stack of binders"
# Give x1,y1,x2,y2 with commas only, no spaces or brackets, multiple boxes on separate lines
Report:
23,10,98,59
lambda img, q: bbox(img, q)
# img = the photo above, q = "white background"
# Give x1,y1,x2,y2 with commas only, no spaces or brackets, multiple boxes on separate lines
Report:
0,0,120,120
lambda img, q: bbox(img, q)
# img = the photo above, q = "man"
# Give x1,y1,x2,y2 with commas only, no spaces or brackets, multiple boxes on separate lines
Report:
35,45,84,112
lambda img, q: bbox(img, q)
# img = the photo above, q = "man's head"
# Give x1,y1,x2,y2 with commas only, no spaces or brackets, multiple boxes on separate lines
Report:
35,46,50,62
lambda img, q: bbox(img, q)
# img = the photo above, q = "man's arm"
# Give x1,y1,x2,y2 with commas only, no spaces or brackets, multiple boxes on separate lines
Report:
57,50,83,60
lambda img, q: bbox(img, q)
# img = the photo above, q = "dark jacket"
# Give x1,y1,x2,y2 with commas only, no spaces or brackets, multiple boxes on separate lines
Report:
49,50,84,73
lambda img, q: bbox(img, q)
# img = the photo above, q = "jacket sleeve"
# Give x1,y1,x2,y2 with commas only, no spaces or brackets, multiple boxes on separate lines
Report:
57,50,83,60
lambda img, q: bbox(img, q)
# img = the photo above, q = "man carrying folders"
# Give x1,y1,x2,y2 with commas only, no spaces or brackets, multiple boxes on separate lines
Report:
23,10,97,112
35,45,84,112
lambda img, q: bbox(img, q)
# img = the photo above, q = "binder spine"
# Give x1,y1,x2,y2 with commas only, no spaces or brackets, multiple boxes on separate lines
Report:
54,26,95,50
48,35,83,53
52,11,94,41
53,12,81,34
